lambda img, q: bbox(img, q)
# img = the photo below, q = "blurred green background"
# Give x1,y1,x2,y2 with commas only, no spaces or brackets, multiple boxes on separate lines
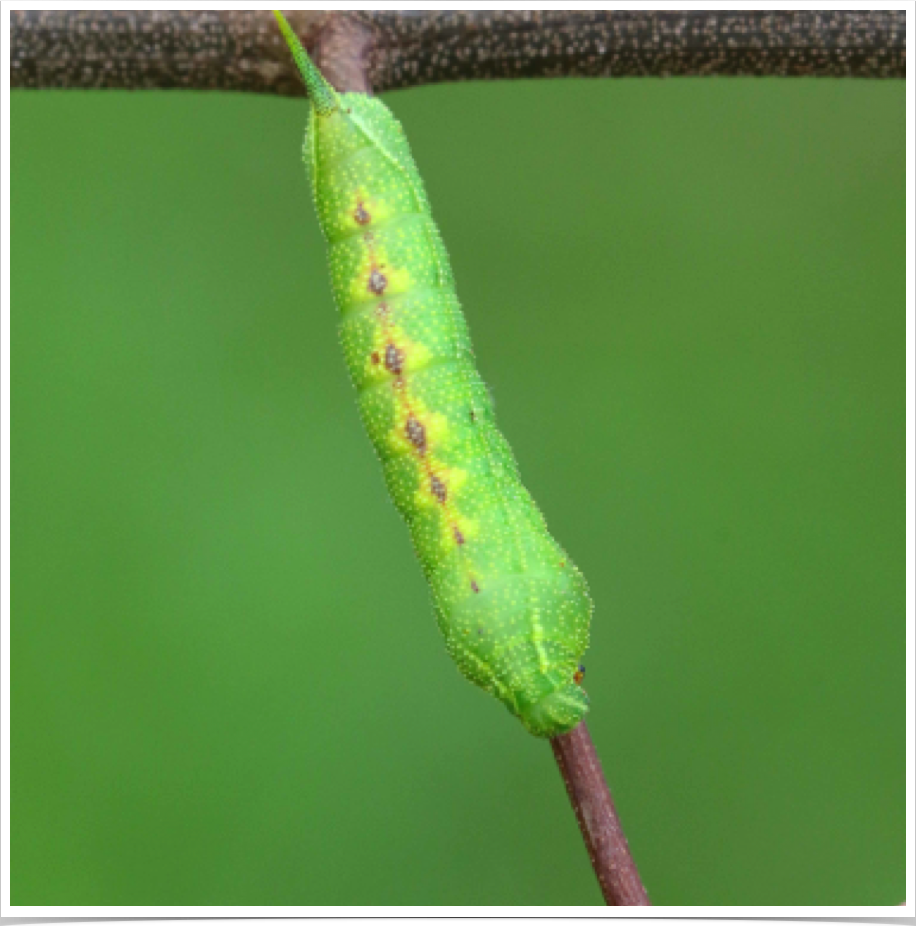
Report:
13,76,903,906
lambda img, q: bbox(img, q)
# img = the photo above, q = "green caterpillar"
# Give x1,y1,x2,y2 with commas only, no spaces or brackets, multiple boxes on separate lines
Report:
275,12,591,737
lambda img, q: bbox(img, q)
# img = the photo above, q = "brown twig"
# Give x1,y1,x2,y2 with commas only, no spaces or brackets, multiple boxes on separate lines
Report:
551,723,651,906
10,10,905,96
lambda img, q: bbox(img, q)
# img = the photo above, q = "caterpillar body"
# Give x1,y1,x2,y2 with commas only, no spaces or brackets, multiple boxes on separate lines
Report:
275,13,591,737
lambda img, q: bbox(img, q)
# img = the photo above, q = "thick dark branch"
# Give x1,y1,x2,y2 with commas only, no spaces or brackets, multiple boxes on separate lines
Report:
551,723,651,906
11,10,905,96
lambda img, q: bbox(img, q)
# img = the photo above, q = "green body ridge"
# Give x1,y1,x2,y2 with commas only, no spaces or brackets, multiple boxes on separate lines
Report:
276,13,591,737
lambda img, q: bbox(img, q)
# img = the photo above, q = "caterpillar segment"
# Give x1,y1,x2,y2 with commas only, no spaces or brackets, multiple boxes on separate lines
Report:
275,12,592,737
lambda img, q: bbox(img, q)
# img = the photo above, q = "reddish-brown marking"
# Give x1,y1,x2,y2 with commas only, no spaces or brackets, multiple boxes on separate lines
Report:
371,351,380,365
362,232,478,597
560,560,566,568
574,664,586,685
368,268,388,295
430,475,448,503
354,202,371,225
405,415,427,454
384,344,405,375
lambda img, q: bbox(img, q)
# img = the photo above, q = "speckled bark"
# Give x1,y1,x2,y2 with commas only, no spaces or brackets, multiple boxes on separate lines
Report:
11,10,905,95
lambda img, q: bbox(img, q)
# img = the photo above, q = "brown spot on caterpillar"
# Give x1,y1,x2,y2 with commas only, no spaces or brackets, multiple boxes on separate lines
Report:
375,302,390,320
452,526,465,545
560,560,566,568
574,664,586,685
354,203,371,225
405,415,426,454
469,409,477,422
368,268,388,295
470,579,480,594
384,344,405,375
430,475,448,503
371,351,380,365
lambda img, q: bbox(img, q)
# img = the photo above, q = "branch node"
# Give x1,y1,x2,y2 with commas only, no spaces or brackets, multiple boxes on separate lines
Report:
314,14,374,95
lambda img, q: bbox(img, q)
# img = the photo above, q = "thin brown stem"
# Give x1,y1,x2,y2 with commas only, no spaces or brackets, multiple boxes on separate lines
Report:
10,11,905,95
551,722,651,906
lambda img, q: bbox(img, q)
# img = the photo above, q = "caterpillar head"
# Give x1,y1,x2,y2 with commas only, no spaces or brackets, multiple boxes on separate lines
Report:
520,683,590,738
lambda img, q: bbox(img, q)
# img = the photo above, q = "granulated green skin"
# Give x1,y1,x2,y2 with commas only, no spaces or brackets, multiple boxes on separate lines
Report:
283,28,591,736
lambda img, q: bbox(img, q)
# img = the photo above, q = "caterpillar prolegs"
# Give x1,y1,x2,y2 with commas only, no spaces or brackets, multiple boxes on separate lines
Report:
275,13,592,737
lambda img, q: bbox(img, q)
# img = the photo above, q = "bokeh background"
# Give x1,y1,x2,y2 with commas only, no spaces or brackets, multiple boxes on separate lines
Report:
13,75,903,905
